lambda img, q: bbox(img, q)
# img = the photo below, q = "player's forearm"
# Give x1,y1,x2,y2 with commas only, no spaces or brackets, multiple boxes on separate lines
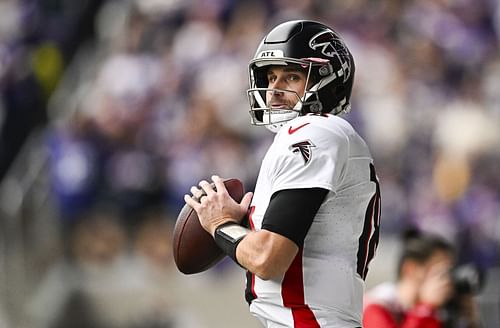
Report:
236,230,298,280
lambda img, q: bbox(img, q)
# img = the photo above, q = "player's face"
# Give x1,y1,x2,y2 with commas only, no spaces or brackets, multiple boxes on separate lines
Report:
265,66,308,110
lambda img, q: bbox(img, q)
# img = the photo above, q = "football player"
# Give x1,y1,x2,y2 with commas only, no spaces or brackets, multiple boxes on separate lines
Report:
185,20,381,327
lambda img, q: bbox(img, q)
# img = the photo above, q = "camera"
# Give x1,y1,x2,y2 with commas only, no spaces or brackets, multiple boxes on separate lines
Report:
451,263,484,296
442,263,485,328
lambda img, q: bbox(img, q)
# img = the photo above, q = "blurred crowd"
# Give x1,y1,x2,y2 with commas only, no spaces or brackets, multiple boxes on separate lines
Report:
0,0,104,181
1,0,500,327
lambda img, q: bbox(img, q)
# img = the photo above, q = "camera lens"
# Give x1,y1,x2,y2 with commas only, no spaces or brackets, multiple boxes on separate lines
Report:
452,264,484,295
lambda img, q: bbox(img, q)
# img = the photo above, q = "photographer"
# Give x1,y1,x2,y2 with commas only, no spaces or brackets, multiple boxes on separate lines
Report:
443,263,483,328
363,230,481,328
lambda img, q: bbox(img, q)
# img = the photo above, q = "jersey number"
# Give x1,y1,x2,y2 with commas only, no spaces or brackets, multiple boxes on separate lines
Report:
356,163,381,280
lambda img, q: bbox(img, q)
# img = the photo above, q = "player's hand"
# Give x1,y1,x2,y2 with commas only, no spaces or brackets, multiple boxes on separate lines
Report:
418,261,454,307
184,175,253,237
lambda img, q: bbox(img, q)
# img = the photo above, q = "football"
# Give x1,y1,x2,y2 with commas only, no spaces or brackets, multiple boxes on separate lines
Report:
172,178,245,274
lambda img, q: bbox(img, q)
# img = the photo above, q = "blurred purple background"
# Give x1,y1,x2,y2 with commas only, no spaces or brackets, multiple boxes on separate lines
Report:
0,0,499,327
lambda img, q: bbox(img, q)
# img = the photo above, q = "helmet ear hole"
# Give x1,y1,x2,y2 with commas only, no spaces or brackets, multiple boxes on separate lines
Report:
318,64,333,77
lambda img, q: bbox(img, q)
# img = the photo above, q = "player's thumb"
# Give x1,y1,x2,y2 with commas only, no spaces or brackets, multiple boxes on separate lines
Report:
240,192,253,211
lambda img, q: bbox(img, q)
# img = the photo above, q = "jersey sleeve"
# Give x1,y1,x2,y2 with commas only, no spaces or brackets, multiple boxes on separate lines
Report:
261,188,328,247
270,121,349,193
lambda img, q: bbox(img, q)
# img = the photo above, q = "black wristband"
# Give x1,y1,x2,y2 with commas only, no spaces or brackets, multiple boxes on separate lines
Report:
214,222,250,265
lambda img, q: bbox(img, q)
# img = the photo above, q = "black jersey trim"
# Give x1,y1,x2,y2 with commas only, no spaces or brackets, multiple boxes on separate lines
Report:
245,270,257,304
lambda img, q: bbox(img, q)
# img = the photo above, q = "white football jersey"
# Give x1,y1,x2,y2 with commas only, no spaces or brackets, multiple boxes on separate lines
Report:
246,113,381,327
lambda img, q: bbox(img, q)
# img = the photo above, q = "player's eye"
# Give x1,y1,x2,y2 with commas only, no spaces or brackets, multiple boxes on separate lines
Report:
267,74,277,84
287,73,301,82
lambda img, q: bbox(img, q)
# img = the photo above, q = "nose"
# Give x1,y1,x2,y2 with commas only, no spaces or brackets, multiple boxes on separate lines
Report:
268,76,286,99
267,88,284,102
270,88,284,96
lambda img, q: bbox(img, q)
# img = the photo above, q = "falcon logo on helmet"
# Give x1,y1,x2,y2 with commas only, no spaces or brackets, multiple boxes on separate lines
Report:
309,31,352,82
290,140,315,165
309,31,340,57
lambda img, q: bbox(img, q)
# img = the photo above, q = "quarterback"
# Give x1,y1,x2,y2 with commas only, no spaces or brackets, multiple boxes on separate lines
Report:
185,20,381,327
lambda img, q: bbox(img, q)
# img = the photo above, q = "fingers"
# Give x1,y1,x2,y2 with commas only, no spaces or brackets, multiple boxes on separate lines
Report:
184,194,200,209
240,192,254,210
189,176,219,201
190,185,204,199
186,176,247,207
211,175,226,194
199,179,216,196
185,176,221,206
196,175,226,198
419,261,454,306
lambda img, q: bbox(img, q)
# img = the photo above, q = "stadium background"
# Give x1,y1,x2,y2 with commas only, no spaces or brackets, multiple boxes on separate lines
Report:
0,0,499,327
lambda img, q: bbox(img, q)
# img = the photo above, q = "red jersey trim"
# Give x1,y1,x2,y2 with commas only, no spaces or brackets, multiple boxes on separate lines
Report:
281,248,320,327
245,206,257,304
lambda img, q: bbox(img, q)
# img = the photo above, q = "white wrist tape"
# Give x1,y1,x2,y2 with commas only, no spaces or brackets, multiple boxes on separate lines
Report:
214,222,250,264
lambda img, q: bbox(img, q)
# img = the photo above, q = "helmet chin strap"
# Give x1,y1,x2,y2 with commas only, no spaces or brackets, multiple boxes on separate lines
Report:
263,109,300,133
265,122,287,133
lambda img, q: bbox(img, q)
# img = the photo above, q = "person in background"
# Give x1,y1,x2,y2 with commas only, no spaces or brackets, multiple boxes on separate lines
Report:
363,230,482,328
